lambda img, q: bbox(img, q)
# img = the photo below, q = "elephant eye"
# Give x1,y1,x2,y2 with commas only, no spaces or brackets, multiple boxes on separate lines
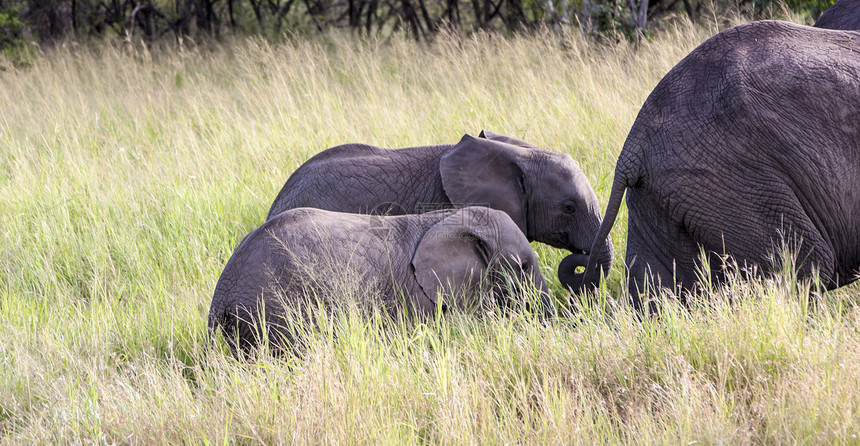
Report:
562,201,577,215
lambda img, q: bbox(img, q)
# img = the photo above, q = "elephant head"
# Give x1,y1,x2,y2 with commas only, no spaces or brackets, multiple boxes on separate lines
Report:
411,207,554,317
440,132,613,293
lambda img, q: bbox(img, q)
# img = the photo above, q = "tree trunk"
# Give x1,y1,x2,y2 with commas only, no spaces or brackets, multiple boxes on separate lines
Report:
682,0,695,22
627,0,647,32
417,0,435,33
399,0,422,38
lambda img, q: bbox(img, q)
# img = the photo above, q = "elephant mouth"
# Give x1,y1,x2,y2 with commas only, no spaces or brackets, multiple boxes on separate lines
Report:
567,247,589,259
556,231,592,258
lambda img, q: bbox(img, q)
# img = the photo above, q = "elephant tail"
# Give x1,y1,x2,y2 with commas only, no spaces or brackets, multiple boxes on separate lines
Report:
583,167,632,288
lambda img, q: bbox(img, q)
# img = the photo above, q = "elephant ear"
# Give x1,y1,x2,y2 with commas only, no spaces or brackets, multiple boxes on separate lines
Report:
412,210,494,310
440,134,529,235
478,130,539,149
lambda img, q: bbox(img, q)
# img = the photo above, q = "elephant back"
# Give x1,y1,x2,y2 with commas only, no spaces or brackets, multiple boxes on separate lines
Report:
622,20,860,186
267,143,452,220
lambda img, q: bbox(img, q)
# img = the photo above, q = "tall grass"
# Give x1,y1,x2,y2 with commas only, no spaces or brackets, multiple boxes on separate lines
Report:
1,13,858,443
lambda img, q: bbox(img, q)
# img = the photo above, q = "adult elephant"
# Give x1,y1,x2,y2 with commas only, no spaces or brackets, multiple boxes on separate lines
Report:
209,207,551,356
580,21,860,312
268,131,612,293
815,0,860,30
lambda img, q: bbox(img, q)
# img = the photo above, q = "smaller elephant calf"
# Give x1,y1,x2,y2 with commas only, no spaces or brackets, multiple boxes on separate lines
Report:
209,206,552,356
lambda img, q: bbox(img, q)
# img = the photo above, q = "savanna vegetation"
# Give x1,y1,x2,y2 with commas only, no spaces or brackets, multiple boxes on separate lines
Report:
1,6,860,443
0,0,838,57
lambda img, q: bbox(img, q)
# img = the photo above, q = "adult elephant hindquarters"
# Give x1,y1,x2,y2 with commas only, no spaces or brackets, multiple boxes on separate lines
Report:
815,0,860,30
584,20,860,312
268,131,613,293
209,207,551,356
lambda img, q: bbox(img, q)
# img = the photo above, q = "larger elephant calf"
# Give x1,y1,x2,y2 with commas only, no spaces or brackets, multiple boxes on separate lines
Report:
267,131,613,292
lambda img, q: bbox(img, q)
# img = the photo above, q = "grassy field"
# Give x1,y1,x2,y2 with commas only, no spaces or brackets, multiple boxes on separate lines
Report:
2,12,860,443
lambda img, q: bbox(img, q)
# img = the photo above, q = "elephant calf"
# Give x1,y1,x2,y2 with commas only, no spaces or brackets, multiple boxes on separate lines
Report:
209,206,552,356
267,131,613,293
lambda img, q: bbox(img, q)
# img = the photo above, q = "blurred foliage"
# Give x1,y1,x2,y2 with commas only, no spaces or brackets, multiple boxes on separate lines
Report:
0,0,839,57
0,5,23,46
578,0,832,41
582,0,645,41
754,0,834,17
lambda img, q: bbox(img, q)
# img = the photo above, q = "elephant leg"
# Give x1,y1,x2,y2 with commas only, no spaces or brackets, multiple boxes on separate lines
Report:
625,188,705,314
704,217,837,290
678,181,839,291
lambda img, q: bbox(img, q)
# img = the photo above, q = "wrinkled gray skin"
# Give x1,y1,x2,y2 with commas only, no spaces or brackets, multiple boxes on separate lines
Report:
815,0,860,30
584,21,860,313
268,130,612,294
210,207,551,356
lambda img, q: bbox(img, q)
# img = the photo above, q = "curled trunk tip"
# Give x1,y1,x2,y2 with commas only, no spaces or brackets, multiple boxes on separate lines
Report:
558,251,611,295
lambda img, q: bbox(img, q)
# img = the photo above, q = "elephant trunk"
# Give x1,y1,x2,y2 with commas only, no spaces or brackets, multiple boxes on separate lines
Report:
559,243,612,295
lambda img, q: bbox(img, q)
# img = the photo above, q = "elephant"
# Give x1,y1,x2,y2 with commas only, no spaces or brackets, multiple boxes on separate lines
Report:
580,21,860,313
815,0,860,30
267,131,613,294
209,206,552,356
